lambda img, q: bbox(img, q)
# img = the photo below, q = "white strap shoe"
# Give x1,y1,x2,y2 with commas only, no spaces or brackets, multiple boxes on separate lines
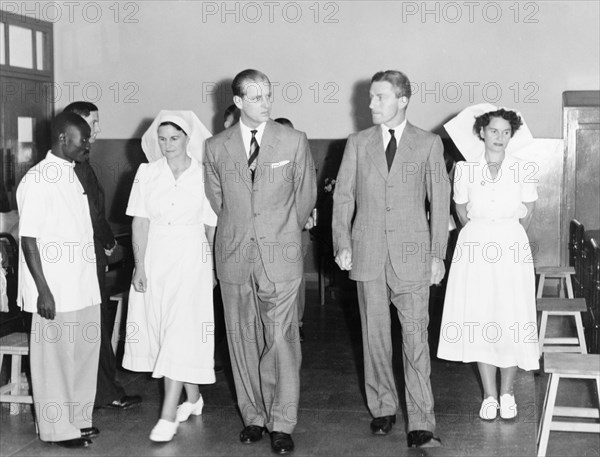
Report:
176,395,204,423
479,396,499,421
149,419,179,442
500,394,517,420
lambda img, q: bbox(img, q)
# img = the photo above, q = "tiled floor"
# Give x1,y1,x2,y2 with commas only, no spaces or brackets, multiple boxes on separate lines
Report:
1,278,598,456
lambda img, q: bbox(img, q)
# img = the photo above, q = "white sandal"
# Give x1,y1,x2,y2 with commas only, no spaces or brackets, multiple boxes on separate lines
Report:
479,396,499,421
149,419,179,442
500,394,517,420
176,395,204,423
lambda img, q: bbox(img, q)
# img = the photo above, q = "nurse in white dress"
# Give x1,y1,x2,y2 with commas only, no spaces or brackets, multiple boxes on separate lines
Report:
123,111,217,442
437,106,539,422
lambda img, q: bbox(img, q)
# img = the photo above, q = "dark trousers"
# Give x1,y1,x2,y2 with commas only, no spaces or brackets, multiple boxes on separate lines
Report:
94,262,126,405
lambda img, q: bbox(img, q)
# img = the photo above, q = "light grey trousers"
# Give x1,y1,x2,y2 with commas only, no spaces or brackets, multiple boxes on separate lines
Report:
357,257,436,432
220,261,302,435
30,305,100,441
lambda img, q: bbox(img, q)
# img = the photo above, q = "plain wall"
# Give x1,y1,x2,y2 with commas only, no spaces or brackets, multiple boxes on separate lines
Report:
2,0,598,272
3,0,598,139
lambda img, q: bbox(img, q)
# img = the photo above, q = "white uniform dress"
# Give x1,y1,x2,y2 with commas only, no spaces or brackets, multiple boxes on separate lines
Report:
437,154,540,370
123,157,217,384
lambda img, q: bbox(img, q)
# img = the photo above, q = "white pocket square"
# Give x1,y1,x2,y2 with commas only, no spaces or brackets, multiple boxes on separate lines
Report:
271,160,290,168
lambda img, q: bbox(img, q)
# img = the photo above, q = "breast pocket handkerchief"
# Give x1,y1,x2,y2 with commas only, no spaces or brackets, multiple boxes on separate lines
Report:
270,160,290,168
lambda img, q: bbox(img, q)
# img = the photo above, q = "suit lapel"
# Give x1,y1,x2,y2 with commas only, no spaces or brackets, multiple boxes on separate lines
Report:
366,126,388,180
257,120,281,169
224,126,252,192
388,122,416,180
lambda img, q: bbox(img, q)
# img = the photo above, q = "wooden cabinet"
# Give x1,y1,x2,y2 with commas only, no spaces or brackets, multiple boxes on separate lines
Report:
561,91,600,264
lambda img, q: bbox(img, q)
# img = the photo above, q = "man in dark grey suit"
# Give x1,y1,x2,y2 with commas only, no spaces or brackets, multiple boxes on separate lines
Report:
204,69,316,455
332,70,450,448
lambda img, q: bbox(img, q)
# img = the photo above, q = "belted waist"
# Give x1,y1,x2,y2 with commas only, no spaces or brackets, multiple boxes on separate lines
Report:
149,223,205,234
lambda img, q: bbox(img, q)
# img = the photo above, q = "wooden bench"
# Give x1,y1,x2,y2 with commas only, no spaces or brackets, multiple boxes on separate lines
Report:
110,292,128,353
536,266,575,299
537,298,587,354
537,353,600,457
0,332,32,415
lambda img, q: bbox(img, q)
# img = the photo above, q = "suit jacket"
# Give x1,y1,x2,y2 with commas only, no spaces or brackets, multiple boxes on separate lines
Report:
74,160,115,268
204,120,317,284
332,122,450,282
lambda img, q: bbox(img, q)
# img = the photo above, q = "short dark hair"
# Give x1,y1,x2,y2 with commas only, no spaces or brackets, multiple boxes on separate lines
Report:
274,117,294,128
231,69,270,97
224,104,240,121
473,109,523,139
63,101,98,118
371,70,412,99
51,112,90,143
158,121,187,136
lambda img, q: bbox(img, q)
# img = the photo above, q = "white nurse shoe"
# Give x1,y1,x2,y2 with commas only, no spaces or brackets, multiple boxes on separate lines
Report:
500,394,518,420
479,396,499,421
176,394,204,422
149,419,179,442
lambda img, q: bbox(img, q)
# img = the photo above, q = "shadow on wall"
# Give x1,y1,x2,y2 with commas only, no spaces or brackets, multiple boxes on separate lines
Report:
351,79,372,133
209,78,234,135
89,138,146,234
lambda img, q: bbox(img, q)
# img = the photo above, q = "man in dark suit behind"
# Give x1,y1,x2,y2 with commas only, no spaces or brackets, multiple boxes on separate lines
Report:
64,102,141,413
204,69,316,455
332,70,450,448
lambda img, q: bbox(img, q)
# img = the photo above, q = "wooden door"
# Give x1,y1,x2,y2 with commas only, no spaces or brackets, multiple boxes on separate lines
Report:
0,11,53,210
561,91,600,264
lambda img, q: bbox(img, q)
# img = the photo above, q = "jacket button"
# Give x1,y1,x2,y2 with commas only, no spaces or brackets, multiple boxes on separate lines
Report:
386,207,391,211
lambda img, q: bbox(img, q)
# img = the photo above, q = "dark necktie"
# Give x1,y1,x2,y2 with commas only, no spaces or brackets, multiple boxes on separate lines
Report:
385,129,396,171
248,129,259,180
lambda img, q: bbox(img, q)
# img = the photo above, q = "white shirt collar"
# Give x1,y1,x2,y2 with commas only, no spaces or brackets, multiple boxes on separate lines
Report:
380,119,407,149
239,120,267,156
46,150,76,168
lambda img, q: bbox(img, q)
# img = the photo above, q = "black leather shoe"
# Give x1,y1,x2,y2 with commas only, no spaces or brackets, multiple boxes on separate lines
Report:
80,427,100,438
52,438,91,448
240,425,266,444
370,415,396,435
270,431,294,454
105,395,142,410
407,430,442,448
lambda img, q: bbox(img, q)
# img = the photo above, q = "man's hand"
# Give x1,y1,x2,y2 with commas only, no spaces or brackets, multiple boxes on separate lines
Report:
335,248,352,271
430,257,446,285
304,215,315,230
104,239,118,257
37,288,56,320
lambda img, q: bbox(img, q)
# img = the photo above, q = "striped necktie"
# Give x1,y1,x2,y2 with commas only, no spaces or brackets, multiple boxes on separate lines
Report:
248,129,259,180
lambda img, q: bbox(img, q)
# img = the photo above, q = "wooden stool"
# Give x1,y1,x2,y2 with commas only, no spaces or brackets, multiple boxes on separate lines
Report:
537,353,600,457
536,266,575,299
110,292,128,353
0,332,33,415
537,298,587,354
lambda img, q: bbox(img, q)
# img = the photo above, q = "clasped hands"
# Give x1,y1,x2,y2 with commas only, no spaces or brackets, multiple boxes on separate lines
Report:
104,239,118,257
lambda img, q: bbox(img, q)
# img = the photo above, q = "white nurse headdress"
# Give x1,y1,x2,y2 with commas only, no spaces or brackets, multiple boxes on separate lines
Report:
141,110,212,163
443,103,534,162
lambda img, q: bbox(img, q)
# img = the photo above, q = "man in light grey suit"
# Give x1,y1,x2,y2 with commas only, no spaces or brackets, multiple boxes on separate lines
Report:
204,69,316,455
332,70,450,448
